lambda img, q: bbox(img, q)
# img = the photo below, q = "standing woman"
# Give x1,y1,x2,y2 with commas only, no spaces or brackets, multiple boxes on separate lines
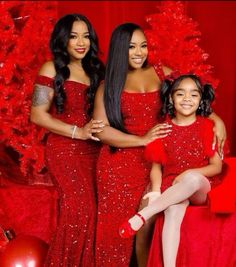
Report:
93,23,172,267
93,23,226,267
30,14,105,266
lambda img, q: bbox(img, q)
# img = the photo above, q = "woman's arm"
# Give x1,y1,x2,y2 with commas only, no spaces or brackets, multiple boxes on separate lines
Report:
93,84,171,148
162,66,173,76
209,112,227,157
30,62,104,141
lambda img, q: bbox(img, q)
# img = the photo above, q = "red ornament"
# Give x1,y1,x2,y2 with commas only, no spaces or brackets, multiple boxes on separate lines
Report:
0,234,48,267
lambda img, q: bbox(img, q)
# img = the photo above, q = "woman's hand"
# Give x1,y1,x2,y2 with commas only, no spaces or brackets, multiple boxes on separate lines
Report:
212,119,227,159
142,123,172,146
77,119,104,141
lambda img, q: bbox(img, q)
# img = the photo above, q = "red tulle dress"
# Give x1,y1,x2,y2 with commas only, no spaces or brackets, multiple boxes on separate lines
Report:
145,116,221,192
35,76,100,267
95,66,163,267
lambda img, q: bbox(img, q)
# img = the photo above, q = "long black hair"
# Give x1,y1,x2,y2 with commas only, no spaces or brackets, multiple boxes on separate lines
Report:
104,23,147,132
160,74,215,118
50,14,105,114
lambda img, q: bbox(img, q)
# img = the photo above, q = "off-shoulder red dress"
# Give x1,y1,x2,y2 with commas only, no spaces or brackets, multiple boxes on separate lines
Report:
95,66,163,267
35,76,100,267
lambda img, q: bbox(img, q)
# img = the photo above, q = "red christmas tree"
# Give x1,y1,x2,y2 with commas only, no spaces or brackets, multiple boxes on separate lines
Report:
0,1,57,182
145,1,219,89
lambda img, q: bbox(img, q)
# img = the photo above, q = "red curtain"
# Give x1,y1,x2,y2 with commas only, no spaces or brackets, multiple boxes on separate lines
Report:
58,1,236,155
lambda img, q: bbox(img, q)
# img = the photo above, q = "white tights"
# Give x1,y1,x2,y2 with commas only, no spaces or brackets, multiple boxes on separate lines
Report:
129,171,211,267
162,200,189,267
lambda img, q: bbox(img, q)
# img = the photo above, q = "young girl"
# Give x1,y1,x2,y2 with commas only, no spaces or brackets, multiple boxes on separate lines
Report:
119,74,223,267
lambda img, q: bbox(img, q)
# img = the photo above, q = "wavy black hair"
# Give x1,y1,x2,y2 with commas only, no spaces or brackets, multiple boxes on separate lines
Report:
104,23,147,132
49,14,105,114
160,74,215,118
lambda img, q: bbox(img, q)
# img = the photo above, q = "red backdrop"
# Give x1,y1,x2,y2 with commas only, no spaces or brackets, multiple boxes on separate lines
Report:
58,1,236,155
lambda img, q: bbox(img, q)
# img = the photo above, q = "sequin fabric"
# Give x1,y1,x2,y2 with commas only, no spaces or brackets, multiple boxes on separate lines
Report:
95,89,162,266
145,116,222,192
35,76,100,267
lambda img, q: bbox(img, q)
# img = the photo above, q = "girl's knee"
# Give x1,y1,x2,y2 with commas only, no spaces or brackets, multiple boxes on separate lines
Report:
182,171,210,191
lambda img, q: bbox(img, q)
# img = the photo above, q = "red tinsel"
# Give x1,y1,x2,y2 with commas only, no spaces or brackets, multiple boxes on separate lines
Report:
145,1,219,90
0,1,58,180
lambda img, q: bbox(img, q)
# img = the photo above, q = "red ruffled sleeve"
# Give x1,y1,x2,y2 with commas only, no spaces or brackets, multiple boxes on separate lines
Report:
34,75,54,88
144,139,167,165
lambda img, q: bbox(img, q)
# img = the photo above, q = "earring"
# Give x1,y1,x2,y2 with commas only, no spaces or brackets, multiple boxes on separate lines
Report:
198,101,204,111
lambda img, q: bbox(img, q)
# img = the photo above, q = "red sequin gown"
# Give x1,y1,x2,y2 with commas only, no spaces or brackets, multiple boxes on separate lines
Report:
35,76,100,267
95,67,163,267
145,116,222,192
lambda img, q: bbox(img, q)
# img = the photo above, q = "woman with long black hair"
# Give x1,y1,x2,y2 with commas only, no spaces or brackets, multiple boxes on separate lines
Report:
30,14,105,266
93,22,172,267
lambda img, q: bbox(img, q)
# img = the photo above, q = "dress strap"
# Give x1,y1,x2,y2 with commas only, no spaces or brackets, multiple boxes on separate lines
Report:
153,62,165,82
35,75,54,88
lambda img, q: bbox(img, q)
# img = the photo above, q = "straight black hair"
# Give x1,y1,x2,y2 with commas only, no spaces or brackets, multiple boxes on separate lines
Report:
104,23,147,132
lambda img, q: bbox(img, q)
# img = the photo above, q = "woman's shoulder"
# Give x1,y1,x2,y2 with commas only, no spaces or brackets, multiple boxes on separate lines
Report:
162,65,172,76
151,64,172,81
38,61,56,78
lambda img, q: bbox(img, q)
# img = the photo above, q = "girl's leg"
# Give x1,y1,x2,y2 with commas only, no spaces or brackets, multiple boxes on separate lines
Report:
128,171,210,230
162,200,189,267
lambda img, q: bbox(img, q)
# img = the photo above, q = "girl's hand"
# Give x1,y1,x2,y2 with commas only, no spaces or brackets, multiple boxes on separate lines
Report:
142,191,161,205
212,119,227,159
142,123,172,146
78,119,104,141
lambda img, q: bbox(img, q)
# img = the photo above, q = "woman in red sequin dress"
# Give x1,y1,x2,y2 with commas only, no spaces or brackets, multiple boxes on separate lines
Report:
30,14,105,266
120,74,223,267
93,23,173,267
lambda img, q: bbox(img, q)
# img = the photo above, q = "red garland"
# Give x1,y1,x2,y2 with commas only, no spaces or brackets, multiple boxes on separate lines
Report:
0,1,58,180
